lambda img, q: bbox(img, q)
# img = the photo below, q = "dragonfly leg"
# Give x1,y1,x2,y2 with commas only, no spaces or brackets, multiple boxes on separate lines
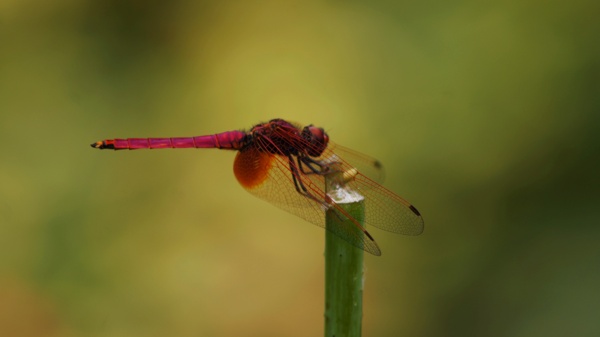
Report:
298,156,332,175
288,155,322,204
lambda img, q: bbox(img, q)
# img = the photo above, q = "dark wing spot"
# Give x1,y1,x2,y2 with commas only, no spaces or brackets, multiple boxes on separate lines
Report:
409,205,421,216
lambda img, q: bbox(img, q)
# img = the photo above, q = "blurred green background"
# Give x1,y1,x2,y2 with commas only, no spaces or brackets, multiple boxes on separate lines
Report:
1,0,599,336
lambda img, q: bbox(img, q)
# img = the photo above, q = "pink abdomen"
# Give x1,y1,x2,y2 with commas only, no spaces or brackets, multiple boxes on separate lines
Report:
91,131,247,150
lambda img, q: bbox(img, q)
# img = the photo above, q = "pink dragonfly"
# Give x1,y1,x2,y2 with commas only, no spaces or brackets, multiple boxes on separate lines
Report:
91,118,423,255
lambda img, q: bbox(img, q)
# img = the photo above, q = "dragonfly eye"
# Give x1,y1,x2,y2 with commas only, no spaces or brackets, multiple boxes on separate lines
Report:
302,125,329,156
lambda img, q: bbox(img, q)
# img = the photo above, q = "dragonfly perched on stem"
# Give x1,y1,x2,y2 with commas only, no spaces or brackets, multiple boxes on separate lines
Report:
91,118,423,255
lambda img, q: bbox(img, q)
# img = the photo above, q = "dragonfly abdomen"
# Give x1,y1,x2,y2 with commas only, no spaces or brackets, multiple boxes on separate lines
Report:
91,131,247,150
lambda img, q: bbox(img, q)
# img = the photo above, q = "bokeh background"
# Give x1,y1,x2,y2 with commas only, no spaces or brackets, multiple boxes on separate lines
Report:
1,1,599,336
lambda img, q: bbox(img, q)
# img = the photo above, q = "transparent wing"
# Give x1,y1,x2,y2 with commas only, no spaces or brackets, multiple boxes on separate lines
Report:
233,147,381,255
326,142,386,184
316,145,424,235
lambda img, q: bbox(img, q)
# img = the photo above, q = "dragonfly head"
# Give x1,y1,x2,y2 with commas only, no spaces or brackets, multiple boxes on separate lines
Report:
302,125,329,156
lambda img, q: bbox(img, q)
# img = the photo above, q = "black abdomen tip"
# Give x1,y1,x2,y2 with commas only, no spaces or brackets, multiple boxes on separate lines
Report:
91,141,109,149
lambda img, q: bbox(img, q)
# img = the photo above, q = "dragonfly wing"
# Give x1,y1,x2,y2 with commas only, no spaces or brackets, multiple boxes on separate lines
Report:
233,147,381,255
348,172,424,235
315,144,424,235
323,142,385,184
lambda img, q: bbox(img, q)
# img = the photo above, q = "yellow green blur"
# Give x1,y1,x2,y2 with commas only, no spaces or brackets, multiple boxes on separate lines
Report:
0,1,599,336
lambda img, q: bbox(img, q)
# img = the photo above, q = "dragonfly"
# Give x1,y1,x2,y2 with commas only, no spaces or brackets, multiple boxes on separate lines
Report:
91,118,423,255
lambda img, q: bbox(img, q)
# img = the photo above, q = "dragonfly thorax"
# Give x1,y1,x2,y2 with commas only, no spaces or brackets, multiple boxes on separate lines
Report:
249,119,328,158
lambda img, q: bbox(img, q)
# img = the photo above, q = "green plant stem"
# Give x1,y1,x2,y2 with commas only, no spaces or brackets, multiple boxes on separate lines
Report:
324,172,365,337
